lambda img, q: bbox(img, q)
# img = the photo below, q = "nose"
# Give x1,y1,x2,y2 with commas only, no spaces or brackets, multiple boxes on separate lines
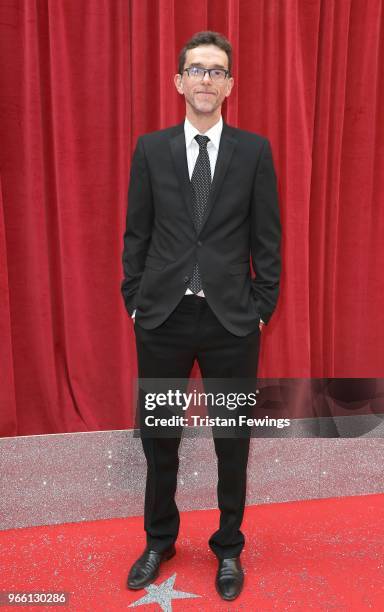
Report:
202,71,211,82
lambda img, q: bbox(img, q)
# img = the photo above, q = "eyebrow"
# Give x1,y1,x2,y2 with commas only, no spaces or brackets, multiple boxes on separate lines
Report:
188,62,227,70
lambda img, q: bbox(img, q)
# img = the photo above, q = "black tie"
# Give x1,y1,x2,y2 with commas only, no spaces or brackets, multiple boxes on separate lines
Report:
188,134,211,294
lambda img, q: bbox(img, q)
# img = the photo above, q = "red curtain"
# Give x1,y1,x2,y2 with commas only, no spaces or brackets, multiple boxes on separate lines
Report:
0,0,383,436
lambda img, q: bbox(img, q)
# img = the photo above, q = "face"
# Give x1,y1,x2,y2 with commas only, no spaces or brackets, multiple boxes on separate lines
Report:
174,44,234,116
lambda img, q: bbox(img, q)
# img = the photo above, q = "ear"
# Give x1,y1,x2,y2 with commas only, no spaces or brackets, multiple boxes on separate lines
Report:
225,76,234,98
174,73,183,94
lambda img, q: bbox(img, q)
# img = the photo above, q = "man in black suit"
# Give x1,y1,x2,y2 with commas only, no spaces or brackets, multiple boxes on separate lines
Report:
121,31,281,601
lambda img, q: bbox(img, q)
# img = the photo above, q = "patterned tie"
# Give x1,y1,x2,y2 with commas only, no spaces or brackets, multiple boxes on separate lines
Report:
188,134,211,294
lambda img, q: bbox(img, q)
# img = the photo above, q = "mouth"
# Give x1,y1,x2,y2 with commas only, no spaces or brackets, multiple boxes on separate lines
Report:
196,91,215,96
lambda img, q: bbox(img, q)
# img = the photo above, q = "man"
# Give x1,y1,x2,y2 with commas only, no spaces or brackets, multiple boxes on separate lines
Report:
121,31,281,601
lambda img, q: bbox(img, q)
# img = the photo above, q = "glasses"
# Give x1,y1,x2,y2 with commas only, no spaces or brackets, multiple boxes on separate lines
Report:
183,66,229,82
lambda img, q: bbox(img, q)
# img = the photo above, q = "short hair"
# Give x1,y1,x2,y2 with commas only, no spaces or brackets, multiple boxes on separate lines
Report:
178,31,232,76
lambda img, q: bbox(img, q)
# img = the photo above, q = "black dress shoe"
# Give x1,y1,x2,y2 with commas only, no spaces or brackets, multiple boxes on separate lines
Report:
215,557,244,601
127,544,176,590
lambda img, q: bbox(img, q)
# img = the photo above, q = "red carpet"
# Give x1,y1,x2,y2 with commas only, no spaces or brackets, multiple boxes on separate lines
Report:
1,494,384,610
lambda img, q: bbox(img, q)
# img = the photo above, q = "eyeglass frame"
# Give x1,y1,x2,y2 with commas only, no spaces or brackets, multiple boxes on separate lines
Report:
182,66,230,81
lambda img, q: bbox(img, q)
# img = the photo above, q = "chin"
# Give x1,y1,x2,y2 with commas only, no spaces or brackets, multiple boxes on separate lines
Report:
194,102,215,113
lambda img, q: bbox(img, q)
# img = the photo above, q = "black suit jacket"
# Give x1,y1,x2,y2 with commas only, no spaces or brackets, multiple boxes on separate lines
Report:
121,121,281,336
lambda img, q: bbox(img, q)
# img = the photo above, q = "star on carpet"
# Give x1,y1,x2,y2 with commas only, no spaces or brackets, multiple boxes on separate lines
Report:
128,573,201,611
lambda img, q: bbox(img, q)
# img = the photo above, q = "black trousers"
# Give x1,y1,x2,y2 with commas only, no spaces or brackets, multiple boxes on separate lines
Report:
134,294,260,559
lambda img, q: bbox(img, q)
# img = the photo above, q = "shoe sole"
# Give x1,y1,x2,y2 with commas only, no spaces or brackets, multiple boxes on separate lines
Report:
127,547,176,590
216,590,242,601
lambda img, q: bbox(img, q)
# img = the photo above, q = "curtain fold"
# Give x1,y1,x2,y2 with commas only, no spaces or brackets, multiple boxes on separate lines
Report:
0,0,383,436
0,175,17,434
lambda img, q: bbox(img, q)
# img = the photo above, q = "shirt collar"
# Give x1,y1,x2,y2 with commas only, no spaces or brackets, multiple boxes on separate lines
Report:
184,116,223,150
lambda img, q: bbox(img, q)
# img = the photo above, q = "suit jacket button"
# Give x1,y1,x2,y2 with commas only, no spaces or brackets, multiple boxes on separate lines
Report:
197,240,203,247
184,275,189,283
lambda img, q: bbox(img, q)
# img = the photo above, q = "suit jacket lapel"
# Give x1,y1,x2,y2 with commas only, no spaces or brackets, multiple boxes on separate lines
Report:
169,121,237,234
169,125,196,228
199,123,237,233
